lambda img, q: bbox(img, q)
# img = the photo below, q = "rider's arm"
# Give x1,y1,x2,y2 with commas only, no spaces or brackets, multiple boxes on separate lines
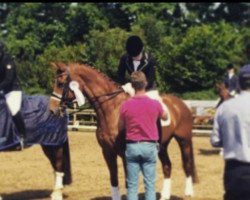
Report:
117,55,127,85
144,58,156,90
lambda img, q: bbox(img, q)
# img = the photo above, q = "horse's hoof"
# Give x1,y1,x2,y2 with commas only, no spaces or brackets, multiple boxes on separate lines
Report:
184,195,192,200
51,189,63,200
0,195,2,200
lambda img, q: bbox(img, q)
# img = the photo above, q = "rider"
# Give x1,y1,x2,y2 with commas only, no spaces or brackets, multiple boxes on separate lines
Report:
117,35,156,94
223,63,240,96
116,35,170,126
0,41,26,149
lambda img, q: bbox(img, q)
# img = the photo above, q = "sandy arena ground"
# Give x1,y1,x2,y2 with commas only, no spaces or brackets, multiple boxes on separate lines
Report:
0,131,224,200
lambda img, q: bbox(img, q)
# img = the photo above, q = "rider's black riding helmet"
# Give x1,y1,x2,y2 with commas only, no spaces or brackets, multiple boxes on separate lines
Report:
126,35,143,57
226,63,234,70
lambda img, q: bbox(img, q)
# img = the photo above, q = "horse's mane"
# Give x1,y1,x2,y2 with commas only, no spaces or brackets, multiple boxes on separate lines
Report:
71,62,121,89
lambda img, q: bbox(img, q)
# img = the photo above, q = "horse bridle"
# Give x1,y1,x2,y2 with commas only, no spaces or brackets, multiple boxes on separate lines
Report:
51,66,72,111
52,66,124,112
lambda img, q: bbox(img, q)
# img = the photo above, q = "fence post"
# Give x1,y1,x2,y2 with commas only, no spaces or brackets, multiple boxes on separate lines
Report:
73,102,77,125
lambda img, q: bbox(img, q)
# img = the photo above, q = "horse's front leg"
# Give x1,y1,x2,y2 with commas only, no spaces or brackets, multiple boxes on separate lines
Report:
158,140,172,200
102,148,121,200
50,171,64,200
42,145,64,200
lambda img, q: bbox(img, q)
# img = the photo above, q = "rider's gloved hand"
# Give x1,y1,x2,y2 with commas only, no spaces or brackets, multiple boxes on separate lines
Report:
121,82,135,96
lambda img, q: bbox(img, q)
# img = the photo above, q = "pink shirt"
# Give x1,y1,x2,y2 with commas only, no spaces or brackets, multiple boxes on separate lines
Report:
119,95,163,141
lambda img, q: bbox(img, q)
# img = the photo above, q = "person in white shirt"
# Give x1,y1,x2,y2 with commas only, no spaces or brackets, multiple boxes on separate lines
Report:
211,64,250,200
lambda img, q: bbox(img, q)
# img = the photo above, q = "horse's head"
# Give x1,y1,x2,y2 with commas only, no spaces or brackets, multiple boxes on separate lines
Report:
49,62,76,116
49,62,127,124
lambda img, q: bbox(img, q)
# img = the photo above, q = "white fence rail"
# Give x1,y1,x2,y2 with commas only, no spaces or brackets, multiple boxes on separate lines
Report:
67,100,218,135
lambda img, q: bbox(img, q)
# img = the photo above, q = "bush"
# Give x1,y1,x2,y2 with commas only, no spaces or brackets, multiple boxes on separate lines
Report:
180,88,218,100
155,21,244,93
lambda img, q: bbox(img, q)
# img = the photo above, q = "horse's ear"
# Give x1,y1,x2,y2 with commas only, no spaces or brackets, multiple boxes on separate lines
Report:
215,82,224,88
50,62,66,71
50,62,58,70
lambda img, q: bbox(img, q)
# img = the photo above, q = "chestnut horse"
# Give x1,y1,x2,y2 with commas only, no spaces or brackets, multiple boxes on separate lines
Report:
49,62,198,200
0,94,72,200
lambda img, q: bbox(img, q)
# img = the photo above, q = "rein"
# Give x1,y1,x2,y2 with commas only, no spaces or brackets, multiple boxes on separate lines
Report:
64,89,124,116
67,103,92,116
91,89,124,100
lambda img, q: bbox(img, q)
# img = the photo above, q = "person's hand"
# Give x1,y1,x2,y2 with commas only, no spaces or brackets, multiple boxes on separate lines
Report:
121,82,135,96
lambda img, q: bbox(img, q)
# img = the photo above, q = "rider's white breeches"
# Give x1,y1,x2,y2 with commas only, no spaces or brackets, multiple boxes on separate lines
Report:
5,91,22,116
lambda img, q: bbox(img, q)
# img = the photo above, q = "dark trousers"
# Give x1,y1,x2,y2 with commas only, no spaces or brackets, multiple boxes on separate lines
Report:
12,111,26,138
224,160,250,200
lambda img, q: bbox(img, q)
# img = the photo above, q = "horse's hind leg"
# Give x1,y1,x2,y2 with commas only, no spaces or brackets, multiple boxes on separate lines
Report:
102,149,121,200
175,136,198,197
158,137,172,200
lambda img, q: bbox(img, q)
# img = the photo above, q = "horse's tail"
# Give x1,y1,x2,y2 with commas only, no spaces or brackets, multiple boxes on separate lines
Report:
190,140,199,183
62,139,72,185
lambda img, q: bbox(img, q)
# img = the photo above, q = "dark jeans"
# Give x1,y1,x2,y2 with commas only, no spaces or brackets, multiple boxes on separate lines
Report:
224,160,250,200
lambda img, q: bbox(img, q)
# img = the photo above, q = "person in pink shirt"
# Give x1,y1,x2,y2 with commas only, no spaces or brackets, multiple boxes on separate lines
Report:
119,71,167,200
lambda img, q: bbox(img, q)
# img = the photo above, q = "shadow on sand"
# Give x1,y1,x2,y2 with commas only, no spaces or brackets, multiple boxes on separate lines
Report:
91,192,184,200
199,148,221,156
1,190,69,200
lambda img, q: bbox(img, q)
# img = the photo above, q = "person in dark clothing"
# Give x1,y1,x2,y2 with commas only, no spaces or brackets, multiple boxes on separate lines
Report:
0,42,26,149
223,63,240,96
116,35,157,95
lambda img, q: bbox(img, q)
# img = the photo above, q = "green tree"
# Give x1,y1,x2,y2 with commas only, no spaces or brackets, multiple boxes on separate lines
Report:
19,43,88,94
65,3,108,44
156,21,243,93
85,28,129,80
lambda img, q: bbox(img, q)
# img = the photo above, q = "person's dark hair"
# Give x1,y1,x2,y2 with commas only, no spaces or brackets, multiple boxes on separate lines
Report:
126,35,143,57
130,71,147,90
226,63,234,70
239,64,250,90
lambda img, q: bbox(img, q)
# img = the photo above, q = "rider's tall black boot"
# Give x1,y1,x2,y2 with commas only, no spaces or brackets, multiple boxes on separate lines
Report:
12,111,26,150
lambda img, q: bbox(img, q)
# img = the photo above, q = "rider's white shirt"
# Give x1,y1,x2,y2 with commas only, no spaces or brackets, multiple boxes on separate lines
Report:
5,91,22,116
133,60,140,71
